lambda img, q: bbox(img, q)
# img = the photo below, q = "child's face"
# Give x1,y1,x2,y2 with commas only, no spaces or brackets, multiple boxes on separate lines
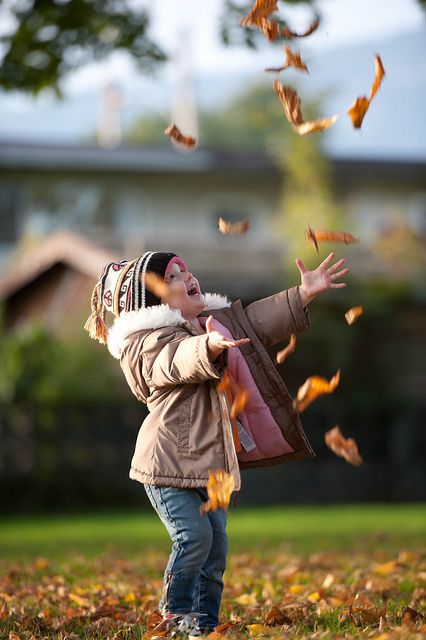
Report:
163,261,206,317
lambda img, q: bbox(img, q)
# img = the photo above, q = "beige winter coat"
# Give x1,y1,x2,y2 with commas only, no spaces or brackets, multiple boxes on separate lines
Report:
107,289,315,491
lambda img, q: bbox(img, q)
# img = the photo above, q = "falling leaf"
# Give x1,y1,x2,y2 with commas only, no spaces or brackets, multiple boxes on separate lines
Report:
345,306,363,325
218,216,250,235
259,18,281,42
282,14,320,38
276,334,296,364
240,0,278,28
200,469,235,514
164,122,197,149
145,271,170,301
273,81,338,136
347,54,385,129
265,46,309,73
218,371,250,420
347,96,370,129
305,224,359,253
295,370,340,413
324,426,363,467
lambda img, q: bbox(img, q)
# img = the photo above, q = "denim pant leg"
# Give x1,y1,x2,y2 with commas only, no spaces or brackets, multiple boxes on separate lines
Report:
196,506,228,629
144,485,218,616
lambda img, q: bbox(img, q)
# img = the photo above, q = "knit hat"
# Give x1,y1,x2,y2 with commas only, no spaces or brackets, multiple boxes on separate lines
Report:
84,251,187,344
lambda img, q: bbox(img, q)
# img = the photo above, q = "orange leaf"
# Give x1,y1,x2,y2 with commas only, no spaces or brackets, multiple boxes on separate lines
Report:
276,334,296,364
145,271,170,301
273,81,338,135
347,96,370,129
295,370,340,413
347,54,385,129
218,216,250,236
240,0,278,28
265,46,309,73
282,14,320,38
324,426,363,466
259,18,281,42
305,225,359,252
164,122,197,149
345,306,363,325
264,604,292,626
200,469,235,514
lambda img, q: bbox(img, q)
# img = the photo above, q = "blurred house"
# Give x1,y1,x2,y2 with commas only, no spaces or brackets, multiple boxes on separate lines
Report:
0,230,113,333
1,140,425,302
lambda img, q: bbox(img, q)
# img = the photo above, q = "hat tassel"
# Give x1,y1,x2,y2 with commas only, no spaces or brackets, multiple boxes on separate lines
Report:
84,285,108,344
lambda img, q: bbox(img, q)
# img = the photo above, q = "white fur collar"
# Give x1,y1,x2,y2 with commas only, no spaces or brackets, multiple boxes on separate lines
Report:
107,292,231,359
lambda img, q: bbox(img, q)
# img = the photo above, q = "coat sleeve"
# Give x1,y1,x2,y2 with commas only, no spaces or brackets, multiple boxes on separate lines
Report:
244,286,310,348
141,328,228,389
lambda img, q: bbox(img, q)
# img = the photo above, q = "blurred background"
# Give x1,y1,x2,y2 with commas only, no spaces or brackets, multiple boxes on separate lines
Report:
0,0,425,513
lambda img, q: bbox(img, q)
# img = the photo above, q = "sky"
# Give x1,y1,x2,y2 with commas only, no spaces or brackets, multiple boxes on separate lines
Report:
0,0,424,151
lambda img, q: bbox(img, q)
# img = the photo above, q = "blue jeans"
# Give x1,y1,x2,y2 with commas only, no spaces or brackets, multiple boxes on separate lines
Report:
144,484,228,630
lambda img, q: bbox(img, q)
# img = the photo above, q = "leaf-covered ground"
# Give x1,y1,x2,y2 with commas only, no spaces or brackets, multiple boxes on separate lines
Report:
0,507,425,639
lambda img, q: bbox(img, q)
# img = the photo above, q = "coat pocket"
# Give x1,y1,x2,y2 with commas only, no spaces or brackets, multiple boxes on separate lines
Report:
177,391,194,453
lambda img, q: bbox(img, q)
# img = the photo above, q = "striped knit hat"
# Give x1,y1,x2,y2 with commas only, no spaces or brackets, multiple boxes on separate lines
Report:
84,251,187,344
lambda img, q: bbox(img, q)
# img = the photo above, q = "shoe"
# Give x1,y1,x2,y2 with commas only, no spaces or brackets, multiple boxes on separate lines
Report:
151,612,203,640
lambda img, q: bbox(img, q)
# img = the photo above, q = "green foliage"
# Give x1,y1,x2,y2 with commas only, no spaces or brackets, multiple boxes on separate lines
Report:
126,82,293,153
0,0,166,95
0,315,126,404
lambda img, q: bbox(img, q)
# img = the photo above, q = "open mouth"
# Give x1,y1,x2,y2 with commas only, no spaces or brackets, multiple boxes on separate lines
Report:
187,284,199,296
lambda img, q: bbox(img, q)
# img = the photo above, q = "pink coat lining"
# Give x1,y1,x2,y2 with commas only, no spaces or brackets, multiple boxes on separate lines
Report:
199,316,294,461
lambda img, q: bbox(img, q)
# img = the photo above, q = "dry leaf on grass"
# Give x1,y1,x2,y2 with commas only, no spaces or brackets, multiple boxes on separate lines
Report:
264,604,292,626
295,371,340,413
324,426,363,467
164,123,197,149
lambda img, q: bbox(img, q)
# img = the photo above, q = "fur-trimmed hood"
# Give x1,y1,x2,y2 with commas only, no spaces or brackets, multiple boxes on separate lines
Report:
107,292,231,359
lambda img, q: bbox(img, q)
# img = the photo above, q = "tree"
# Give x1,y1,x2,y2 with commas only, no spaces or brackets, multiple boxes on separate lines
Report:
125,82,293,153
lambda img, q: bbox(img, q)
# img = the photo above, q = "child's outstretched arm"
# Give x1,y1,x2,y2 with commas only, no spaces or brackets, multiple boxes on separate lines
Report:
244,252,349,348
296,252,348,307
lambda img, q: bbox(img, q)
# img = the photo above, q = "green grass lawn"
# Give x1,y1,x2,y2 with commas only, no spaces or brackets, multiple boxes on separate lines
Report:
0,504,424,561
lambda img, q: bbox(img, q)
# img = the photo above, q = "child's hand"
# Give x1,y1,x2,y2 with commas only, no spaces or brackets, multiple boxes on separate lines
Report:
296,252,349,306
206,315,251,360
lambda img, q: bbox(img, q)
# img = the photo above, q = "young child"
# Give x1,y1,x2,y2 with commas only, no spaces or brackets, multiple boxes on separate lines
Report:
85,250,348,638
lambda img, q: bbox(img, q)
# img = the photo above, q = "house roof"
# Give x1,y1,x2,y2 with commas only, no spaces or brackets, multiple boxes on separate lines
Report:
0,230,114,300
1,140,424,180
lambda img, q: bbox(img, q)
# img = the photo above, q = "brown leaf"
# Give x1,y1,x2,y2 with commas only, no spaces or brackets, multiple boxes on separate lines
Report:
200,469,235,514
265,46,309,73
9,633,21,640
347,54,385,128
273,81,338,135
164,122,197,149
145,271,170,301
402,606,425,626
305,224,359,252
240,0,278,28
345,306,363,325
295,370,340,413
218,217,250,236
324,426,363,466
347,96,370,129
282,14,320,38
264,604,292,626
276,334,296,364
259,18,281,42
